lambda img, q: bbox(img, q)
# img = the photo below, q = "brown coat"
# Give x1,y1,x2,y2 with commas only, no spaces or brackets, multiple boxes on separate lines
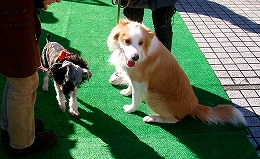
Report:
0,0,43,78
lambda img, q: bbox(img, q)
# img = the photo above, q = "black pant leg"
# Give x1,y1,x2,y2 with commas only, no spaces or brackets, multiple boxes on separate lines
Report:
152,5,176,51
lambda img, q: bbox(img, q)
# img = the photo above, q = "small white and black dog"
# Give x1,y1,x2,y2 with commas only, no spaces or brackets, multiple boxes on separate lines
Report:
40,34,92,117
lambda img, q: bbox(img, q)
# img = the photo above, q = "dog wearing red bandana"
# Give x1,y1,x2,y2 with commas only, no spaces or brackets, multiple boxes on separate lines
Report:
40,34,92,117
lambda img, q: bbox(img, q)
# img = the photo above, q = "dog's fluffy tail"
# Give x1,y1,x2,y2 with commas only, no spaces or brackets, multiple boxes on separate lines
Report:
46,34,51,43
191,104,247,126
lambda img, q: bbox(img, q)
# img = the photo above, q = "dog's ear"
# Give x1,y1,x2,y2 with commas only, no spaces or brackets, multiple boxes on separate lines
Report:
49,63,66,85
118,19,130,26
107,19,130,45
82,69,92,81
141,24,155,39
107,19,132,52
60,60,73,69
60,61,72,82
107,27,120,52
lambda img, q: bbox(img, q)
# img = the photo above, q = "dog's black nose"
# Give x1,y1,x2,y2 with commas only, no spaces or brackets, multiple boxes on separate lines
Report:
131,54,139,61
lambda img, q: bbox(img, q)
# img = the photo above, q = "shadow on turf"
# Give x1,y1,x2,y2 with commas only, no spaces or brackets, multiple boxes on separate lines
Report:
76,98,164,159
39,30,82,56
62,0,112,7
39,10,84,56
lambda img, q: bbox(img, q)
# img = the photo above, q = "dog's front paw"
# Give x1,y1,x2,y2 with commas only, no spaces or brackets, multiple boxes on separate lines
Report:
143,116,156,123
123,104,136,113
120,88,132,96
143,115,177,123
42,77,49,92
42,85,48,92
59,105,66,112
69,109,80,117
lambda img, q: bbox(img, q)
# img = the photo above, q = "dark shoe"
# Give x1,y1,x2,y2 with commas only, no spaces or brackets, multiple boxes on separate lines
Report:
1,119,44,146
35,119,44,132
0,129,9,146
9,132,56,158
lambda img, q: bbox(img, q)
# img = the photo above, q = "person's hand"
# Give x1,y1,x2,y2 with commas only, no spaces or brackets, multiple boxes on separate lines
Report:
43,0,61,10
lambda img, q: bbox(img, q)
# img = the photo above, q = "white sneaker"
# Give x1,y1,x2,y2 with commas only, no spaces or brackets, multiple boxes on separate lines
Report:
109,72,127,85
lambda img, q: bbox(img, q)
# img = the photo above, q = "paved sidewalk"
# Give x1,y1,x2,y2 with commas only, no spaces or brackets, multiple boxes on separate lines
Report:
176,0,260,156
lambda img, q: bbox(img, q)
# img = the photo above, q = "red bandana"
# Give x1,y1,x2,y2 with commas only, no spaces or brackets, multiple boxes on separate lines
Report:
58,50,73,61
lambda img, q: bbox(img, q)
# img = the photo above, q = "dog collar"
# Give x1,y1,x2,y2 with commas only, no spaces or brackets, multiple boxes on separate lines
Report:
58,50,73,61
39,50,74,72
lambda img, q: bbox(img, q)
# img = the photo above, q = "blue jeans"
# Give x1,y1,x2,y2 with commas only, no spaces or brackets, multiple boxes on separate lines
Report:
123,5,177,51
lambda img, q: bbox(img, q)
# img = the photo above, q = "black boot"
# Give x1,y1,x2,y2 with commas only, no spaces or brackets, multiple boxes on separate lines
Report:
9,131,56,157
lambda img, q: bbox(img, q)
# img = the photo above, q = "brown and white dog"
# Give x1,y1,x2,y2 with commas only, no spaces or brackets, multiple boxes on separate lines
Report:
40,34,92,117
107,19,246,126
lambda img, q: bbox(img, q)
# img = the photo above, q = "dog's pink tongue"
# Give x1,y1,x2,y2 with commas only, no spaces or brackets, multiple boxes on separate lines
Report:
127,60,135,67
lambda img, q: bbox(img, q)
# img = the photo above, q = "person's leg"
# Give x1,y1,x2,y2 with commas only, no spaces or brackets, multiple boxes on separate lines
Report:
1,81,9,131
1,80,10,145
152,5,177,51
123,7,144,23
3,72,38,149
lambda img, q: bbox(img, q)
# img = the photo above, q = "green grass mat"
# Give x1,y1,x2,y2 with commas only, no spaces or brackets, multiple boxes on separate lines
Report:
0,0,258,158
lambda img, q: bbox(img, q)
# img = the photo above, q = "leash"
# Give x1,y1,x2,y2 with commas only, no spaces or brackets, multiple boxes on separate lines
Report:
117,0,121,24
112,0,130,24
39,63,61,72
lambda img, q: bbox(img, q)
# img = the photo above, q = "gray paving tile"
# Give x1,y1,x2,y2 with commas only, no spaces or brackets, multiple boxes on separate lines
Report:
241,90,259,98
215,70,230,78
246,117,260,126
228,71,244,77
224,64,239,70
237,64,253,70
253,107,260,115
241,70,258,77
232,77,250,85
237,107,255,116
247,98,260,106
226,90,244,98
248,127,260,138
247,78,260,85
219,78,235,85
210,65,225,71
232,57,247,63
220,58,234,64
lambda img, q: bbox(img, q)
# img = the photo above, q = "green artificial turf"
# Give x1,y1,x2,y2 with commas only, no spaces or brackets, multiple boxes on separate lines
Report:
0,0,258,158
